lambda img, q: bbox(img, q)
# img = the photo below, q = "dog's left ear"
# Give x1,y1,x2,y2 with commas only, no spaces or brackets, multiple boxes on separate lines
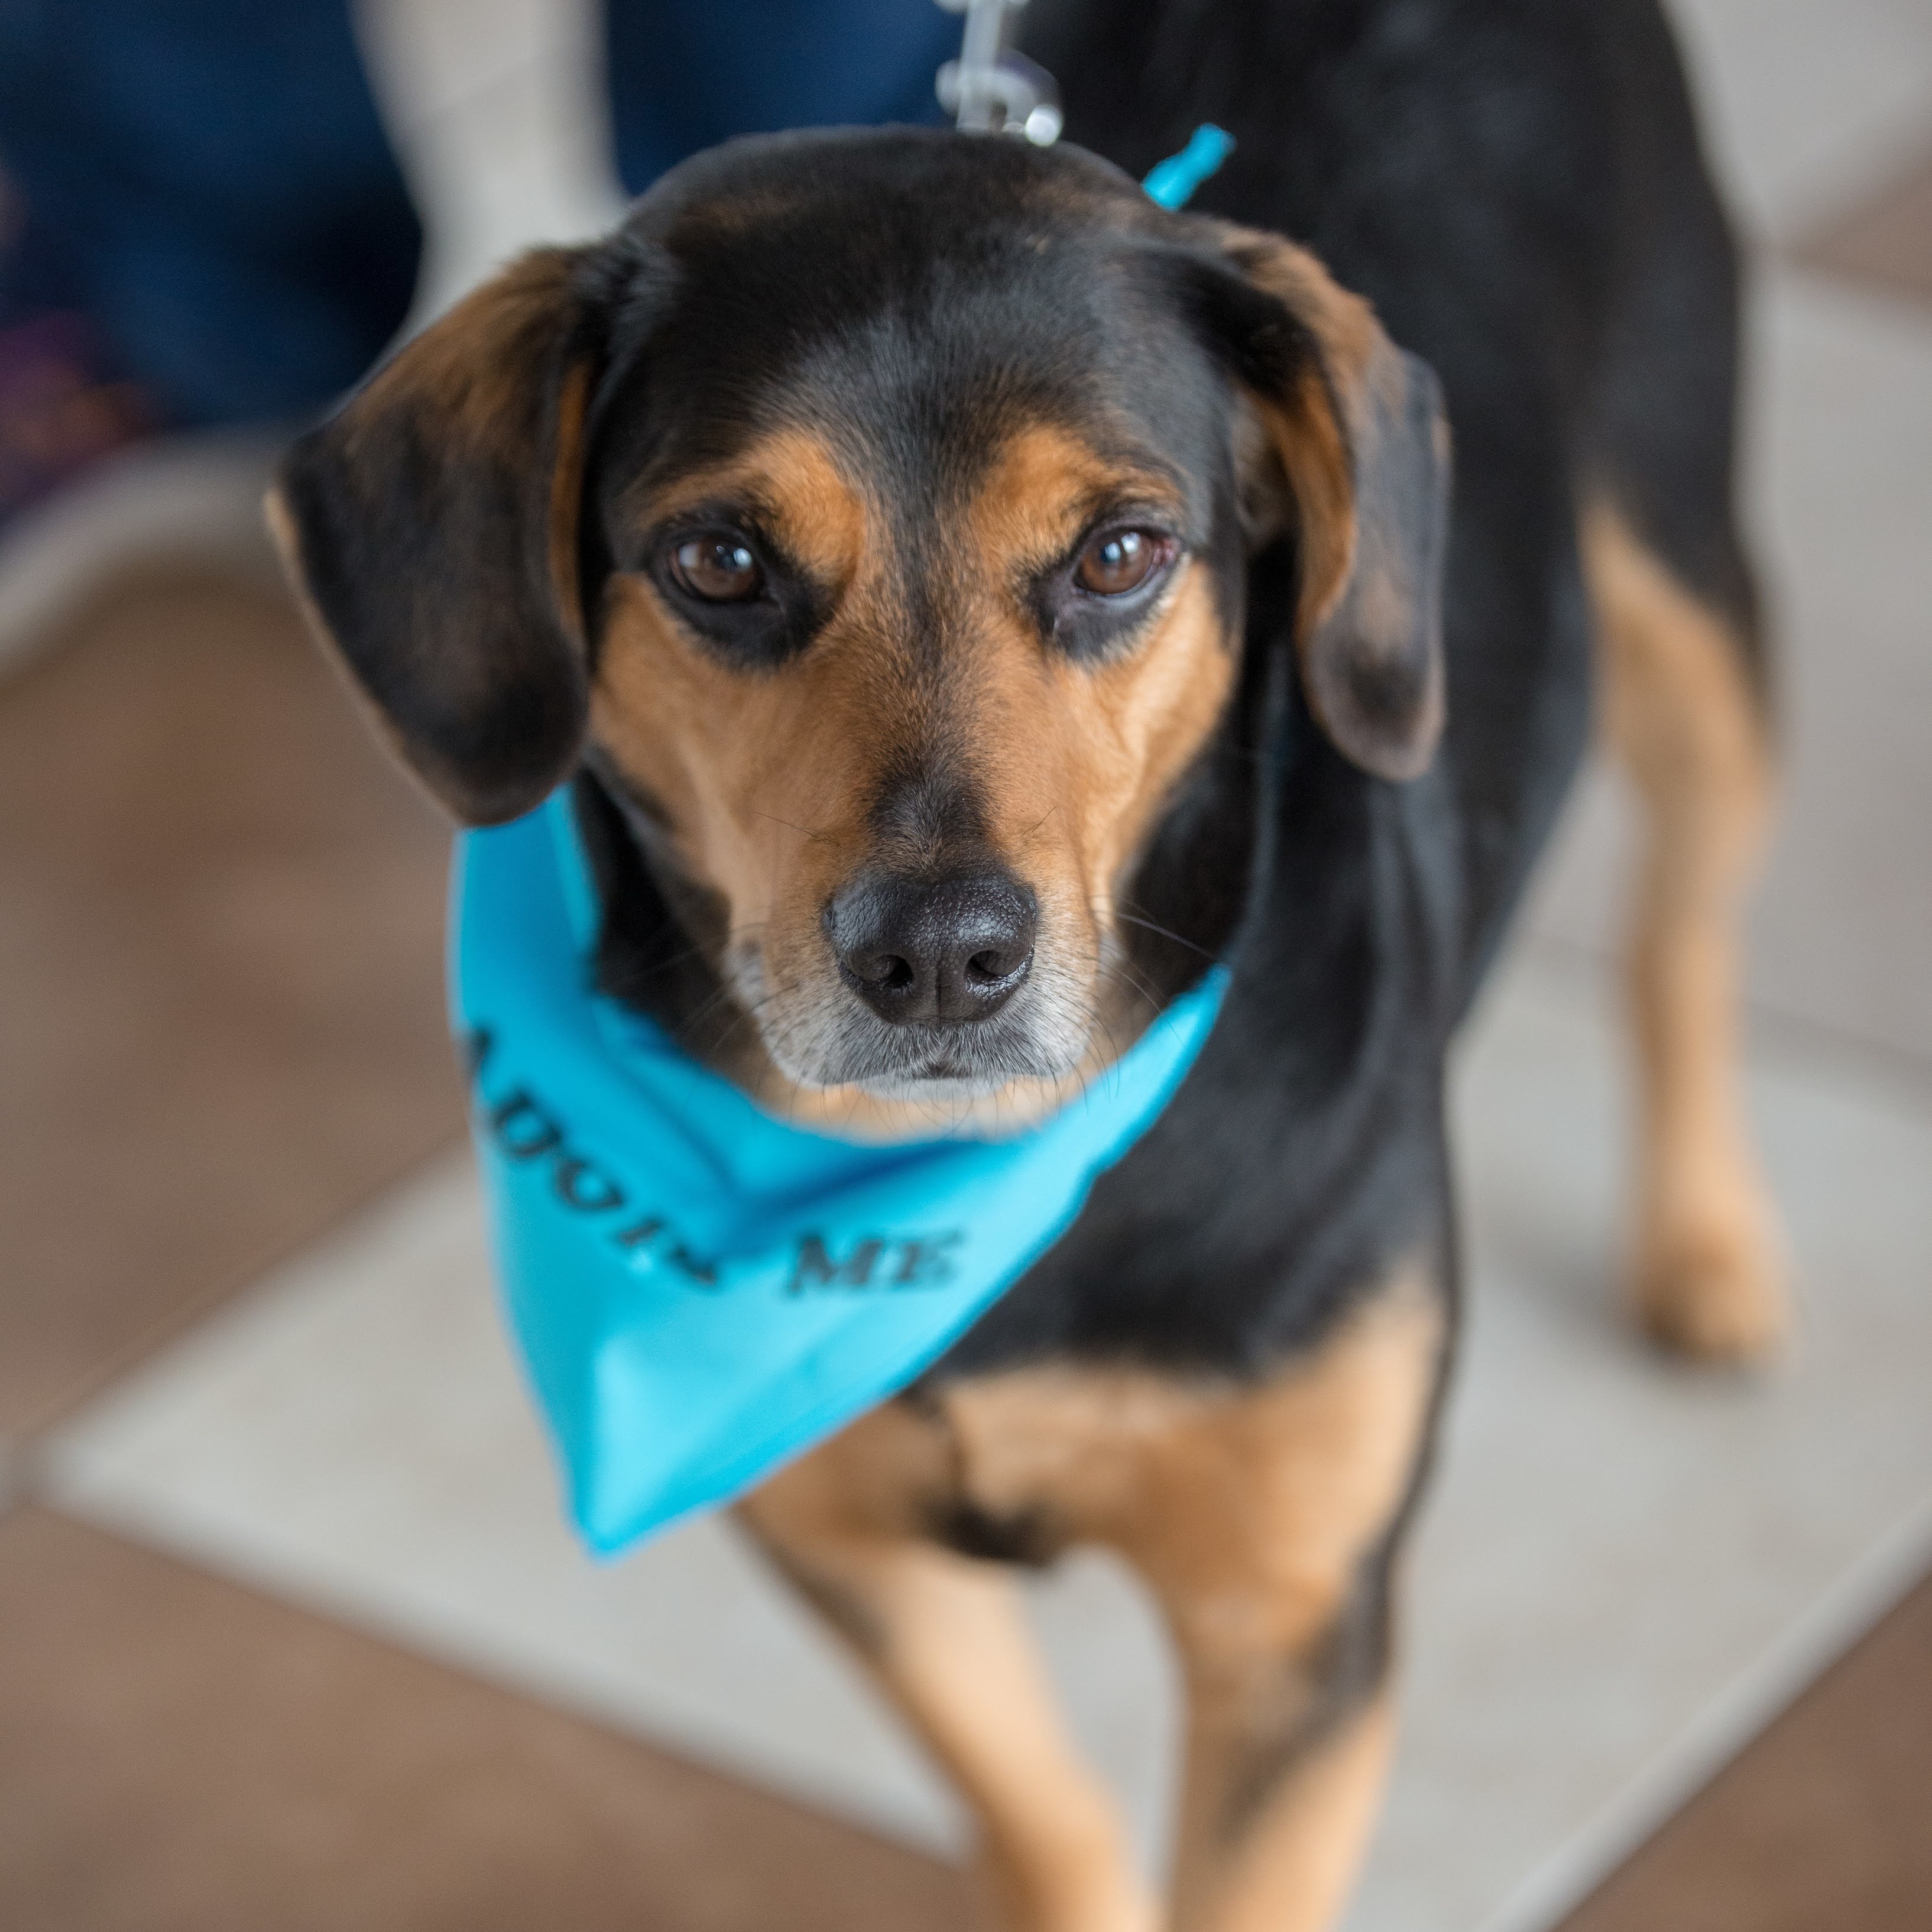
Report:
267,245,617,825
1179,224,1451,781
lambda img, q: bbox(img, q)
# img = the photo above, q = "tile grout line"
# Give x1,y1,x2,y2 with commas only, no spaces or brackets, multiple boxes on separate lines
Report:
9,1126,470,1447
1473,1489,1932,1932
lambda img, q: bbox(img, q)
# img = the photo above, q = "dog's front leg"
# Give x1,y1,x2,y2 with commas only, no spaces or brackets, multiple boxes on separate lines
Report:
1125,1274,1445,1932
738,1407,1155,1932
1166,1654,1396,1932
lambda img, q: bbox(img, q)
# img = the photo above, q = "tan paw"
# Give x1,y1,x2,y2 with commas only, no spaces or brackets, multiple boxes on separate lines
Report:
1629,1206,1789,1365
974,1843,1159,1932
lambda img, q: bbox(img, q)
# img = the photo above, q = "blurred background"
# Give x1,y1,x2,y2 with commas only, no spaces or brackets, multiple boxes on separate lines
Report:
2,3,1928,1928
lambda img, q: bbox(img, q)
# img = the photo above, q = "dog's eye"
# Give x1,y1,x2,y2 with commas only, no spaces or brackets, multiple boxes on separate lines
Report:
1075,527,1171,598
669,534,765,602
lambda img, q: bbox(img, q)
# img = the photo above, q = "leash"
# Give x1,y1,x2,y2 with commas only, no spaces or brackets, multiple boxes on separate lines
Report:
934,0,1233,208
934,0,1062,142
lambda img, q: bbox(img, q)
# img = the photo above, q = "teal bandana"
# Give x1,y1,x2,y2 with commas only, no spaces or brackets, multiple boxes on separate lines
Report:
453,794,1225,1555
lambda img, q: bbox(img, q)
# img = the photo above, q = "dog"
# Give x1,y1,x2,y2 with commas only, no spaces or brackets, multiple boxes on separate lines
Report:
268,2,1783,1924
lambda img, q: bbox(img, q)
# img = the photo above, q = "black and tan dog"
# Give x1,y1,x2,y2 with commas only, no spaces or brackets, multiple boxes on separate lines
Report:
270,2,1783,1925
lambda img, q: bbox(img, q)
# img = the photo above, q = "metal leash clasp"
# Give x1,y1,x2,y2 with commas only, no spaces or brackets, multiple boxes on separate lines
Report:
935,0,1062,145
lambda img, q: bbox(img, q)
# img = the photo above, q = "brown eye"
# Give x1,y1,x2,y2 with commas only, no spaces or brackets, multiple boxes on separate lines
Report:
1075,527,1168,597
670,533,764,602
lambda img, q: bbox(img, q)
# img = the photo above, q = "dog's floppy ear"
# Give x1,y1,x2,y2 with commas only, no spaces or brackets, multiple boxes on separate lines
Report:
268,246,612,824
1184,225,1451,781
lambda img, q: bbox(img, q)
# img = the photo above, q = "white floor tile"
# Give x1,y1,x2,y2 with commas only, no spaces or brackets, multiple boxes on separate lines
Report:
37,1156,974,1852
44,947,1932,1927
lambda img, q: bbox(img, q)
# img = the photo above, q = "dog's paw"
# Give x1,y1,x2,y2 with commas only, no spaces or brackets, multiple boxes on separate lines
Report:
974,1844,1159,1932
1628,1194,1788,1366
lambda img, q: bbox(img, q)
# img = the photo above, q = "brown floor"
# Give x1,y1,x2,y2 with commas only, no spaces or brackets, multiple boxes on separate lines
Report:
0,1508,974,1932
0,571,461,1438
1558,1571,1932,1932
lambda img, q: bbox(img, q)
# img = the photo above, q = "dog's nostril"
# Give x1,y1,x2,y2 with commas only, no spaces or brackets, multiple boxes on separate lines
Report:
845,951,915,991
967,947,1020,984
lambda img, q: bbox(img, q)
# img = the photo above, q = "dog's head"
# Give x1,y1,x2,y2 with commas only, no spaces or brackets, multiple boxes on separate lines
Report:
272,129,1447,1127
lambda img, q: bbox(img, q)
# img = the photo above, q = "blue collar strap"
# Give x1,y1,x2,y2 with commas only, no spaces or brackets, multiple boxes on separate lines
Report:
1143,124,1234,209
453,794,1226,1555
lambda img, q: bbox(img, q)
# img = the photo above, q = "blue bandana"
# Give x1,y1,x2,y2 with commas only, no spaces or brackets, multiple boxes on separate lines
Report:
452,794,1225,1555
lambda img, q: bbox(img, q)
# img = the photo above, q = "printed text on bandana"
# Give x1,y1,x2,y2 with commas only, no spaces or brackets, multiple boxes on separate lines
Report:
463,1027,965,1296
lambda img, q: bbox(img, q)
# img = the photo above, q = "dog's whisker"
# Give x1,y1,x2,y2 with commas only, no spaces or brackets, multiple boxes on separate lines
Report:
1113,909,1215,959
749,809,834,844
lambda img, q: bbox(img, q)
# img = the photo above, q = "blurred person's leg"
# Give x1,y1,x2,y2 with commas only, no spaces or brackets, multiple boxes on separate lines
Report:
0,0,420,529
604,0,959,195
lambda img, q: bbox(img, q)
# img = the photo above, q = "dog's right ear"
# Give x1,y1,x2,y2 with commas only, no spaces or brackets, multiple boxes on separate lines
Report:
1162,222,1452,783
269,244,643,825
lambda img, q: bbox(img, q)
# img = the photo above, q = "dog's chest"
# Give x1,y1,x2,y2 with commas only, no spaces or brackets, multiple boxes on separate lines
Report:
919,1272,1442,1593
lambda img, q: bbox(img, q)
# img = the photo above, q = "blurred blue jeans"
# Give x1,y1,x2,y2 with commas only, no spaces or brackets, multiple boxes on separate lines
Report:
0,0,957,428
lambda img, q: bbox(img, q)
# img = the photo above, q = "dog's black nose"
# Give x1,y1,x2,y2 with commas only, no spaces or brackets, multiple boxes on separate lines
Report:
829,871,1037,1025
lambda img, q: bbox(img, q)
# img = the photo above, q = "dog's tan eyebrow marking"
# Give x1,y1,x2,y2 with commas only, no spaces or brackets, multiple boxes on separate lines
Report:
624,426,868,586
968,423,1191,566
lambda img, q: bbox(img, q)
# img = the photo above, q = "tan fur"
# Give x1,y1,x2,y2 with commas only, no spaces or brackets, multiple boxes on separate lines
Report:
936,1273,1440,1629
592,421,1237,1139
1201,225,1448,776
1211,226,1376,641
343,247,587,453
625,427,870,586
1174,1697,1395,1932
741,1269,1444,1931
592,431,879,937
1584,503,1787,1362
740,1421,1158,1932
546,362,595,643
960,427,1237,957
